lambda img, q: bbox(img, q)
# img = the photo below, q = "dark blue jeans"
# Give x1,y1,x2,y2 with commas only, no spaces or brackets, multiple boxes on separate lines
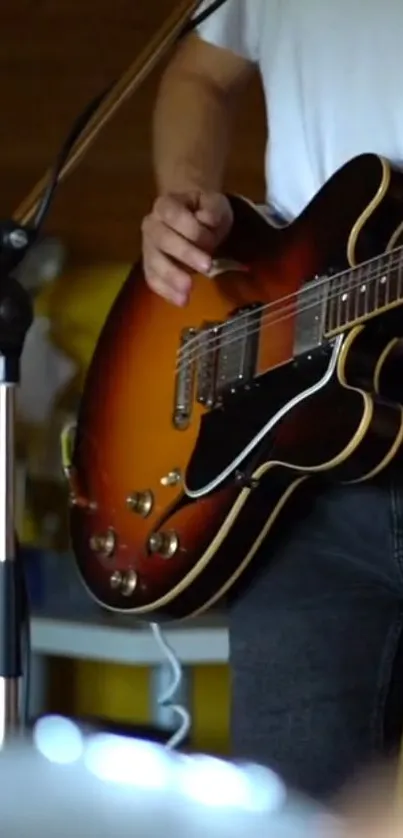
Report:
229,473,403,800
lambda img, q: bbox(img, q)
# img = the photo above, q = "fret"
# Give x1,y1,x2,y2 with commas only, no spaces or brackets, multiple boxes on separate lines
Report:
324,247,403,335
398,251,403,301
356,260,377,319
357,264,370,320
327,272,339,333
383,252,391,306
352,265,360,322
341,268,357,325
366,251,395,314
369,258,388,313
325,271,353,332
335,272,345,329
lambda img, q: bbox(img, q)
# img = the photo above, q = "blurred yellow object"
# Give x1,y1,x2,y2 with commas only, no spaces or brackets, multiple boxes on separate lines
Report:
35,260,132,379
19,261,132,540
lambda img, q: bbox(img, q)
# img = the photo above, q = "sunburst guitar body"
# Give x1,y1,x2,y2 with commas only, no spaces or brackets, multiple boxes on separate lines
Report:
66,153,403,621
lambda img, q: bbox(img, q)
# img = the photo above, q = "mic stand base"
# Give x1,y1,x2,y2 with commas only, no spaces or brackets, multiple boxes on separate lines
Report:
0,678,19,744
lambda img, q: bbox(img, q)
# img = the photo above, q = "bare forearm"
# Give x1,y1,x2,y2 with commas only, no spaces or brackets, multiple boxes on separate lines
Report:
145,38,254,304
153,71,233,195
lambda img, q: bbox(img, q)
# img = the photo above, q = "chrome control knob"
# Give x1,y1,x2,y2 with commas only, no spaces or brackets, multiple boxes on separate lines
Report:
109,569,138,597
89,528,116,559
126,490,154,517
147,530,179,559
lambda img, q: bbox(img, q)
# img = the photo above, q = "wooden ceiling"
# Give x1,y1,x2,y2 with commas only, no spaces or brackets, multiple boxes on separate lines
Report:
1,0,266,264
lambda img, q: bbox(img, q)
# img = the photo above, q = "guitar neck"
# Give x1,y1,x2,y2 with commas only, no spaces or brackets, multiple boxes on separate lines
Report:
321,246,403,337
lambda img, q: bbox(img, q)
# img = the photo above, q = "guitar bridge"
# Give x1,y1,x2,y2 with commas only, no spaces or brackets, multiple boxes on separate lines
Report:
173,327,198,429
196,321,220,407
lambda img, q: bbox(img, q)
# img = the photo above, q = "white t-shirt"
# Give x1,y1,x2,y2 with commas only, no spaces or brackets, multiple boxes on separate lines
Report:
196,0,403,221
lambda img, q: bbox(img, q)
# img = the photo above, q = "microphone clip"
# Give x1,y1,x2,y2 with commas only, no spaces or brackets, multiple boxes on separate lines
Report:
0,220,37,274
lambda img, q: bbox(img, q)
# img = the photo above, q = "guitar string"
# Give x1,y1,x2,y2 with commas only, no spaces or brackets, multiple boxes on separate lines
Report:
176,256,403,373
175,243,403,365
176,252,403,366
175,252,403,372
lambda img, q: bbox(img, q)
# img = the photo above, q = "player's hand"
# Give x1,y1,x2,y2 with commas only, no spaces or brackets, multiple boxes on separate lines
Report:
142,190,233,306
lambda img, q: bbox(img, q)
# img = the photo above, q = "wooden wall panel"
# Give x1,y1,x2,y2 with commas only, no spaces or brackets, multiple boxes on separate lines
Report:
0,0,266,263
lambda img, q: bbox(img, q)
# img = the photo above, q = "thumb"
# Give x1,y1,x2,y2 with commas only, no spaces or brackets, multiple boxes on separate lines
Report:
195,193,224,229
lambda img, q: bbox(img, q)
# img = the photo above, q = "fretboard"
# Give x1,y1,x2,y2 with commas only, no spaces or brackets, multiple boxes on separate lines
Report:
324,246,403,335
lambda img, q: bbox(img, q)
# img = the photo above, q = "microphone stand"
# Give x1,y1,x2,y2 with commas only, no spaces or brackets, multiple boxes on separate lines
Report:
0,0,220,747
0,222,35,747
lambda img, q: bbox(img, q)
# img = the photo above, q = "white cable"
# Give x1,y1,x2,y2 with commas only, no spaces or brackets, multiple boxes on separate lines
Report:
149,622,192,750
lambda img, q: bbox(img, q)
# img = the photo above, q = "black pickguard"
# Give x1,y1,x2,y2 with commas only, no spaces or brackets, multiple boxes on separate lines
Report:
185,343,334,493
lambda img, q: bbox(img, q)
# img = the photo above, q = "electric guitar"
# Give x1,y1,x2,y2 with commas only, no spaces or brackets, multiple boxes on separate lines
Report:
64,153,403,622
